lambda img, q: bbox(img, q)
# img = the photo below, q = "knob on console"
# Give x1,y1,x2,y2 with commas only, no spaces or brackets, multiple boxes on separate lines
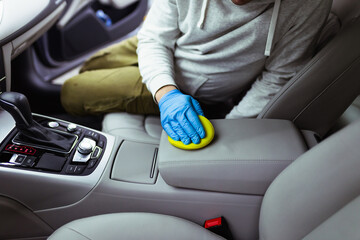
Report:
78,139,94,155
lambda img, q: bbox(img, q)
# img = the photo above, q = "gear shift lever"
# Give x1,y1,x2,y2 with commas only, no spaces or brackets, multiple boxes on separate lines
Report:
0,92,33,128
0,92,76,152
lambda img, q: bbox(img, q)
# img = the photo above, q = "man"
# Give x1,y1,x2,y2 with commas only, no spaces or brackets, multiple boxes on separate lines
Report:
137,0,332,144
62,0,332,145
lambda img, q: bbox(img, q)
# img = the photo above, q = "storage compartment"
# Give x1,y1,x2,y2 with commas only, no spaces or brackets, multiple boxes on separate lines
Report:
158,119,308,195
111,140,158,184
48,0,148,60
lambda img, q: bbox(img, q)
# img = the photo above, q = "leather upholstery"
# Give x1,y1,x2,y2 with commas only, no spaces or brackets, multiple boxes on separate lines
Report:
49,120,360,240
102,112,161,144
48,212,225,240
303,196,360,240
259,119,360,240
258,16,360,136
158,119,307,195
332,0,360,24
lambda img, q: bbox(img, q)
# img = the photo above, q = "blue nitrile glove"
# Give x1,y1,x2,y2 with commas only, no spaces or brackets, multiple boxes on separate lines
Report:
158,89,206,145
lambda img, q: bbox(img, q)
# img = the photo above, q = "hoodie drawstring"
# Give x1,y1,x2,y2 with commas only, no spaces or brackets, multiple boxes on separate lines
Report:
197,0,281,55
265,0,281,56
197,0,209,29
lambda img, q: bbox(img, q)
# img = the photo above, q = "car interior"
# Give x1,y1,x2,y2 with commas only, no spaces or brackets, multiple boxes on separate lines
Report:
0,0,360,239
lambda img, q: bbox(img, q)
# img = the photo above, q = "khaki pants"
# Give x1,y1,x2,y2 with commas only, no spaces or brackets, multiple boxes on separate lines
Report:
61,36,159,116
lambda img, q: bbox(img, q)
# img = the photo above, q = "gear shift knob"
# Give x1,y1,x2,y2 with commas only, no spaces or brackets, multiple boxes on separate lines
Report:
0,92,33,128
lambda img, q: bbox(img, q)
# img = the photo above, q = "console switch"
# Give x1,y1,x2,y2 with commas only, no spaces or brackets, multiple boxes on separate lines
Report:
9,154,26,165
66,165,85,175
91,147,101,159
72,138,96,163
22,156,36,167
87,159,97,169
85,131,100,141
67,123,77,132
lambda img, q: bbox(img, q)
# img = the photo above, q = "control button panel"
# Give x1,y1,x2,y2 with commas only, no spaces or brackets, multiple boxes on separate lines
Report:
0,116,107,176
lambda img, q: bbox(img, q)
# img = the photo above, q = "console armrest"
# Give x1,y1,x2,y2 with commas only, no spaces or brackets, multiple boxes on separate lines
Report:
158,119,308,195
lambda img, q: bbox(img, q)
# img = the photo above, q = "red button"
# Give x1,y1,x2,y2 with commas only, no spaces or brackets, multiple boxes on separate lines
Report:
204,217,222,229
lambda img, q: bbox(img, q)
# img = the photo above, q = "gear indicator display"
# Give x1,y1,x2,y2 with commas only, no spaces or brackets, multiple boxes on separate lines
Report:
5,144,36,155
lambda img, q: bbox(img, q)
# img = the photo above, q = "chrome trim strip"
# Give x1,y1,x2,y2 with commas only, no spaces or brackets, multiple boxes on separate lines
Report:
2,43,12,91
0,1,3,25
0,76,5,83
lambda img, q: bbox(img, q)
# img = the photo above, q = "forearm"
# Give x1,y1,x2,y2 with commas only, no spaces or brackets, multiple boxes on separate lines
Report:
137,0,179,97
137,38,177,96
155,85,177,103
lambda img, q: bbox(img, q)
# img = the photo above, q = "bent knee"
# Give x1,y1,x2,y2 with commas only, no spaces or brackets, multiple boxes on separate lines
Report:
61,78,89,116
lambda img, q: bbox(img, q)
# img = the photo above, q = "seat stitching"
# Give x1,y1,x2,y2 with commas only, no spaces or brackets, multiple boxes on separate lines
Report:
259,40,337,119
293,56,360,122
300,194,360,239
142,116,150,136
161,159,295,165
65,227,92,240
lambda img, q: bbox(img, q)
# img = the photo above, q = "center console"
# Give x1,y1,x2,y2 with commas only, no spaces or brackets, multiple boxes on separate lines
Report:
0,92,318,240
0,92,107,176
0,93,116,217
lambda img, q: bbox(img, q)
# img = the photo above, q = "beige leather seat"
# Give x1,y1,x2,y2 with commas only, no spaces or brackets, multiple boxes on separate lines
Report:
49,119,360,239
102,0,360,141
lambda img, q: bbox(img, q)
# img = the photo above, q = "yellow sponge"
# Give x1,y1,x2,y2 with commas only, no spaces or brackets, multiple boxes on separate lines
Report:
168,115,215,150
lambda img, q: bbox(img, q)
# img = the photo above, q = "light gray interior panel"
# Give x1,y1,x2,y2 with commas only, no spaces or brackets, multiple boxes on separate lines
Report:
0,0,49,41
111,141,158,184
1,0,66,90
33,119,310,240
36,161,263,240
159,119,308,195
0,110,15,140
11,2,66,59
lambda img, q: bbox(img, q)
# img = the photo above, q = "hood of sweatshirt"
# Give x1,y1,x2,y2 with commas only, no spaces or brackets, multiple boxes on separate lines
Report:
197,0,281,56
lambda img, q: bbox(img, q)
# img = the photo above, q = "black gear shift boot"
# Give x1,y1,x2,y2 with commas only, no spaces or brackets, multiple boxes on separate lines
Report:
13,121,77,153
0,92,76,152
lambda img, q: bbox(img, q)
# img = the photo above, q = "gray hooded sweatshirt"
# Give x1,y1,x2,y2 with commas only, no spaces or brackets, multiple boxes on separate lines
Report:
137,0,332,118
